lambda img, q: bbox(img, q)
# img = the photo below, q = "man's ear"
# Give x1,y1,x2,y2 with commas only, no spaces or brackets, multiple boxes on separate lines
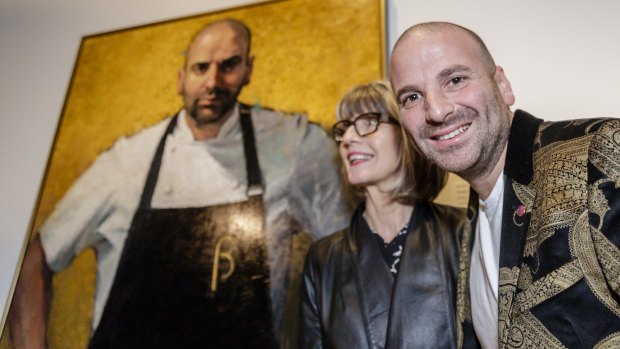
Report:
243,56,254,86
494,66,515,106
177,68,185,96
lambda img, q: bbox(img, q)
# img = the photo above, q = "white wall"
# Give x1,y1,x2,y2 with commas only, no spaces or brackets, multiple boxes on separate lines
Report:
386,0,620,120
1,0,619,324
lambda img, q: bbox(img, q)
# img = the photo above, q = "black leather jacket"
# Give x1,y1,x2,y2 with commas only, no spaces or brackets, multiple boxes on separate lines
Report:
299,202,468,349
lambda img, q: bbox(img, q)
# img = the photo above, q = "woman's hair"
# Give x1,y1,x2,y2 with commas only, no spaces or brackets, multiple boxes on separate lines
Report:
335,80,447,205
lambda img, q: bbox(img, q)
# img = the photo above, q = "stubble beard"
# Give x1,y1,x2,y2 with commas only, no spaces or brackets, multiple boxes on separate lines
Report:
187,86,242,127
458,102,510,182
416,95,510,181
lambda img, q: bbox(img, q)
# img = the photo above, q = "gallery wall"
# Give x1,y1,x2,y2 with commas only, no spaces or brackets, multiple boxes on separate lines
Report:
1,0,619,324
387,0,620,120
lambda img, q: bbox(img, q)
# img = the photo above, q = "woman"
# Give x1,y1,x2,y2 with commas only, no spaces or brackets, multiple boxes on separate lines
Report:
299,81,467,349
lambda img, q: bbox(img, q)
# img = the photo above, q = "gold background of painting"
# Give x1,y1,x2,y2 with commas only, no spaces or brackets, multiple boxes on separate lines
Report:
0,0,385,348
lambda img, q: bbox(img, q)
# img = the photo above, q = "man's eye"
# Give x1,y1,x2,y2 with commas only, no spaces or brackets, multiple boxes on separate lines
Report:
401,93,420,108
445,76,469,91
219,57,242,72
191,63,209,75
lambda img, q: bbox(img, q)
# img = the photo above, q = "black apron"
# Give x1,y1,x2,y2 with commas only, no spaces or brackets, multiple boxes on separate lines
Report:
89,105,275,348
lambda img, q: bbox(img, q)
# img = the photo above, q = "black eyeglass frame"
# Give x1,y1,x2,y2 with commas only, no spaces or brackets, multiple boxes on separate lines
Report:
331,112,399,143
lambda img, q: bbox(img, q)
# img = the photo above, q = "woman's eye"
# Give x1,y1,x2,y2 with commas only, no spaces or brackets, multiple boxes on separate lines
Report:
360,117,377,126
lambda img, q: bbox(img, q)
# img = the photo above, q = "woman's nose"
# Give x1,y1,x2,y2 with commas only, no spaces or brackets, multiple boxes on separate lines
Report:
341,124,361,144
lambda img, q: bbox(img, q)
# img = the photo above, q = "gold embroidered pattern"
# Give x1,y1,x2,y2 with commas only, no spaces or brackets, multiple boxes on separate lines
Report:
517,264,533,289
513,182,535,213
513,260,582,313
456,216,474,349
590,120,620,183
525,134,593,257
570,211,620,317
493,118,620,349
590,179,611,230
498,266,520,345
591,225,620,299
594,332,620,349
501,312,567,349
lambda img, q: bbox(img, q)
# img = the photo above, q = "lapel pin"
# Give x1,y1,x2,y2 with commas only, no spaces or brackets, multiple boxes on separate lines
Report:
513,205,526,226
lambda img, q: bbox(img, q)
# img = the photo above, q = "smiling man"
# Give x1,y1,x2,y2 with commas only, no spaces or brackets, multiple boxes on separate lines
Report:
390,22,620,349
8,19,348,349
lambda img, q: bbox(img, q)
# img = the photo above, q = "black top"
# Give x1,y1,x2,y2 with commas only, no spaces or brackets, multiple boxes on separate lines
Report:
371,223,410,275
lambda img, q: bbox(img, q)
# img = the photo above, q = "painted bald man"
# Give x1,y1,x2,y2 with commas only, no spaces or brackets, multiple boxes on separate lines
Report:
8,19,348,349
390,22,620,349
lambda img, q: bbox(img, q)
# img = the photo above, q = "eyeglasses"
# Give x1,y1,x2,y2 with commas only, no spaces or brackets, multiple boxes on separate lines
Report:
332,112,398,143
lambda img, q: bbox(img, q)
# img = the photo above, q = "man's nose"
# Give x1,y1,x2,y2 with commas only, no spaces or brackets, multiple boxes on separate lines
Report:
424,92,453,123
203,64,220,90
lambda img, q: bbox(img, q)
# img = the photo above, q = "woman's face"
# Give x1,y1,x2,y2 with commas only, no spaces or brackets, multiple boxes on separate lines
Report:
338,112,402,191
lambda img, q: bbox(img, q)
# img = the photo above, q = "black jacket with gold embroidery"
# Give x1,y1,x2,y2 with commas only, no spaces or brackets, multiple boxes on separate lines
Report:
456,110,620,348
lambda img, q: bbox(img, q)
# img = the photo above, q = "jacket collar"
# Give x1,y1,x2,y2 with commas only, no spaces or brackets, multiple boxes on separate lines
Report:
386,202,460,349
505,109,544,185
345,204,394,347
459,110,542,347
466,109,542,221
500,110,541,270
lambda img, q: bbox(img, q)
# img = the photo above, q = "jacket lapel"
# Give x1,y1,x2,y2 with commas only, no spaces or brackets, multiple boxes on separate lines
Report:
385,205,421,349
456,190,479,349
386,203,456,349
347,207,394,348
497,110,541,344
457,110,543,348
500,110,541,271
498,178,532,273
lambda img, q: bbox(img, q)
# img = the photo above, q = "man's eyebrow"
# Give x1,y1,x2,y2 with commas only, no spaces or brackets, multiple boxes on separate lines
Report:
220,55,243,63
393,65,475,100
394,85,417,101
437,65,473,80
191,54,243,66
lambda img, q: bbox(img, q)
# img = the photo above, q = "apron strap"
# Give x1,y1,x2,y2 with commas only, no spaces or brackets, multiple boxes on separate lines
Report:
139,113,178,209
239,103,263,196
139,106,264,209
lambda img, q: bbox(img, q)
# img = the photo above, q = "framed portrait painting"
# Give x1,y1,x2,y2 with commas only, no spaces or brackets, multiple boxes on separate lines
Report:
0,0,386,348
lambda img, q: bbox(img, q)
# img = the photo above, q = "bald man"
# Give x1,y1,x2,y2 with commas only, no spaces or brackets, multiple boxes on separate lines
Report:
8,19,348,349
391,22,620,349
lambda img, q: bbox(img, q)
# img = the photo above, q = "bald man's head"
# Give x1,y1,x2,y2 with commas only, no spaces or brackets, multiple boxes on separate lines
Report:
185,19,252,68
177,18,254,136
393,22,495,74
389,21,515,190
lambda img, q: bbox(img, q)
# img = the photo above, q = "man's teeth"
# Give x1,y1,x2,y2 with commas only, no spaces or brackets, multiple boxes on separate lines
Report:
349,154,373,163
437,125,469,141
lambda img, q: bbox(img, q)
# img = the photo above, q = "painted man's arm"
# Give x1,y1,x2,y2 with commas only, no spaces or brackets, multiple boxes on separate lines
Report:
8,235,52,349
